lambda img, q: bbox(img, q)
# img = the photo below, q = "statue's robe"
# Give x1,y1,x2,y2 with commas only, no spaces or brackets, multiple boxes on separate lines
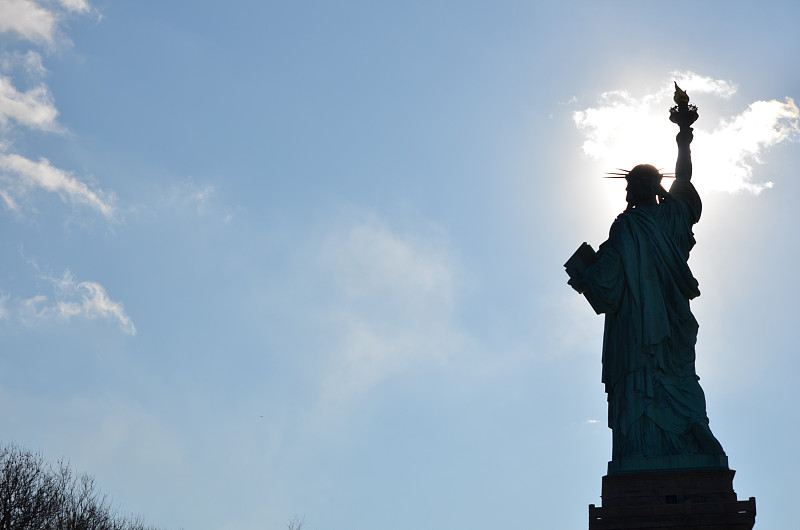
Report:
583,180,725,464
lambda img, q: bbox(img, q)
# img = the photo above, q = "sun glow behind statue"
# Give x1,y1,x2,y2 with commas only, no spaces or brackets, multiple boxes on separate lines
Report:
574,73,799,198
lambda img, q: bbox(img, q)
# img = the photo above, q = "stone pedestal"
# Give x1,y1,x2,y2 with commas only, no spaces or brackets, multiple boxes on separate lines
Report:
588,468,755,529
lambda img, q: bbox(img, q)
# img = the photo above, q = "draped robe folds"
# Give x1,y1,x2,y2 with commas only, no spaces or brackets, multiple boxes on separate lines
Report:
582,180,725,466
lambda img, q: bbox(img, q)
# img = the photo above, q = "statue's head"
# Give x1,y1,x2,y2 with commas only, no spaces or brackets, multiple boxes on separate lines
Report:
625,164,663,207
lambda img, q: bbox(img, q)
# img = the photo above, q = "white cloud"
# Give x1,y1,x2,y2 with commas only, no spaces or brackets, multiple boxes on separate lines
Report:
0,50,47,78
0,153,115,216
317,219,464,413
0,75,60,131
14,271,135,335
18,294,49,320
702,98,799,193
0,188,18,210
52,272,136,335
0,0,58,44
56,0,89,13
668,71,738,99
0,0,91,43
0,0,109,221
573,72,799,194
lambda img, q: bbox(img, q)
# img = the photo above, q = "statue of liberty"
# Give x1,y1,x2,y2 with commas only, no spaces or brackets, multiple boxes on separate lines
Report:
566,84,728,474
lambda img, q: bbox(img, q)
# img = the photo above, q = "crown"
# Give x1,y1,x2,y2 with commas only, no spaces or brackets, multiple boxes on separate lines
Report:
604,166,675,179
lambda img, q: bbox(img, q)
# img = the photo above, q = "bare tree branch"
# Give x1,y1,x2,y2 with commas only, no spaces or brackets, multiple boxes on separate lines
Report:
287,514,305,530
0,443,168,530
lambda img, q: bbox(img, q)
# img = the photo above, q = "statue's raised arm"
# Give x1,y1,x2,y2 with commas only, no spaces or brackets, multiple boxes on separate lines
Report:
670,82,698,182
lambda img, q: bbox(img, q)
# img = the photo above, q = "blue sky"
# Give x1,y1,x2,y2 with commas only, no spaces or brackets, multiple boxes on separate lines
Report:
1,1,798,529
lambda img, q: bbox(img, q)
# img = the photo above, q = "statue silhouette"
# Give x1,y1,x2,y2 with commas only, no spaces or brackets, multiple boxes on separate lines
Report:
567,86,727,474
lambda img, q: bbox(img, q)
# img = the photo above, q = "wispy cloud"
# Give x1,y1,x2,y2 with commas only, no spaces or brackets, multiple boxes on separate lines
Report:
14,271,135,335
0,74,60,131
56,0,90,14
0,3,128,338
0,0,114,219
0,50,47,78
0,153,115,216
316,218,464,415
157,178,240,223
51,272,135,335
573,72,799,194
190,184,215,209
